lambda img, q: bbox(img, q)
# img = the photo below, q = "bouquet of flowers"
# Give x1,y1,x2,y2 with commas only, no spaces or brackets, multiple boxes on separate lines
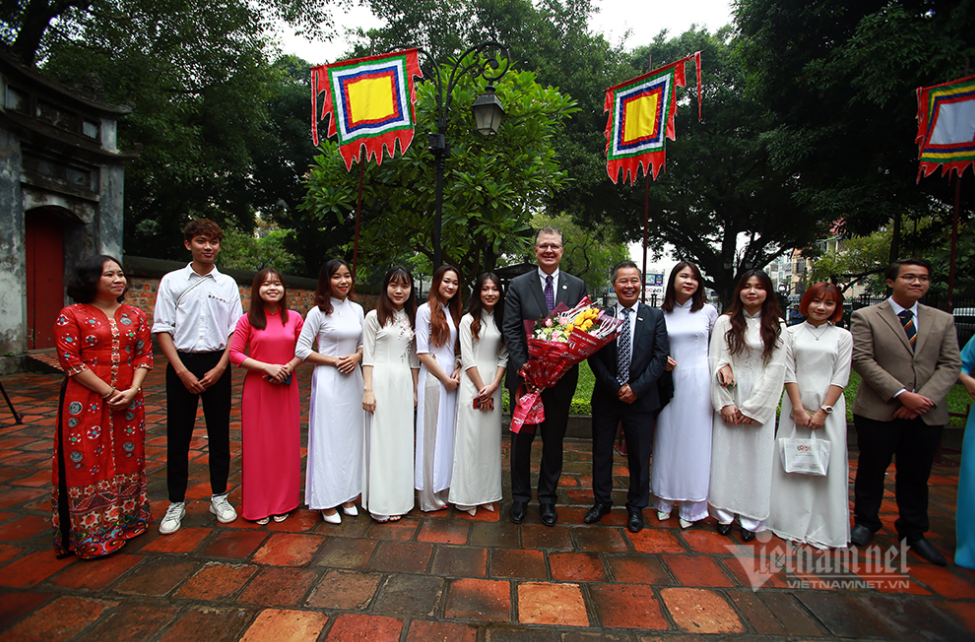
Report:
511,296,624,433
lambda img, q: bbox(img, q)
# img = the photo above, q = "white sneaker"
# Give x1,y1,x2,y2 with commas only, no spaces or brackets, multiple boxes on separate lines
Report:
210,495,238,523
679,518,694,529
160,502,186,535
657,511,671,522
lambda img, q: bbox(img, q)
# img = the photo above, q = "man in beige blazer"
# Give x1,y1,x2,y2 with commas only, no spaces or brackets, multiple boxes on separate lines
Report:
850,258,961,565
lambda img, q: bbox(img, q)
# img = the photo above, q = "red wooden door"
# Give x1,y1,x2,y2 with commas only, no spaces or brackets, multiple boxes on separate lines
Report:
25,210,64,350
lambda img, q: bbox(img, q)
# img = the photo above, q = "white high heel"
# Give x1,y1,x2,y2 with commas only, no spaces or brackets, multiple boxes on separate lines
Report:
321,510,342,524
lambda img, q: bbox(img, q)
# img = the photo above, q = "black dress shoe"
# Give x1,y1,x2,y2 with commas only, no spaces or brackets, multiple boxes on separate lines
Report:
716,522,733,536
627,508,644,533
539,503,558,527
740,528,756,542
905,536,947,566
850,524,872,547
509,500,527,524
583,503,611,524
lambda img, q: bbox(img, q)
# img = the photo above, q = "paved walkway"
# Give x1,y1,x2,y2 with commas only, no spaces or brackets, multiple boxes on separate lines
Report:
0,355,973,641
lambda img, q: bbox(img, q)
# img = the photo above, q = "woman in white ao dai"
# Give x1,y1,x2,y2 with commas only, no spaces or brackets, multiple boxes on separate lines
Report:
708,271,787,541
295,259,364,524
652,262,719,527
769,283,853,548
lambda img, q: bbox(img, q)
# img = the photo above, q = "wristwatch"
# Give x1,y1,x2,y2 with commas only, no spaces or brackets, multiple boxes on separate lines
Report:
820,405,833,414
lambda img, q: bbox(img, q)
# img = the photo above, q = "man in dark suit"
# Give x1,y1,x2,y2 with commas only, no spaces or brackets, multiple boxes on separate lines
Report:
850,258,961,565
584,261,669,533
502,226,587,526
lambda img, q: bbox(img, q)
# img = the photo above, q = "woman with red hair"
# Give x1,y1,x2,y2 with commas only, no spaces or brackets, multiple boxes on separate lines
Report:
769,282,853,548
415,265,463,511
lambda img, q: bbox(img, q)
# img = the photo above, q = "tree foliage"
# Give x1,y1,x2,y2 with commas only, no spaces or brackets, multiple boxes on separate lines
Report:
1,0,347,64
354,0,633,229
299,60,577,290
219,227,299,274
580,27,828,303
3,0,340,264
734,0,975,239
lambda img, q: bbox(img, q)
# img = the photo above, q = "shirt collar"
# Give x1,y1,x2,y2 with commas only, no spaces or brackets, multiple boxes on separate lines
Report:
888,297,919,318
618,302,638,315
185,262,219,279
538,267,560,281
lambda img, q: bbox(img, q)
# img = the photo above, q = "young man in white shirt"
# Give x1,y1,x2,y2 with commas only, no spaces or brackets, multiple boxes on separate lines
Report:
152,219,243,534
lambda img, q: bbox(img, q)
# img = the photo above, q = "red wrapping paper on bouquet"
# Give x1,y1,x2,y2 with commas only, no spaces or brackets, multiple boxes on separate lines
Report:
510,298,622,434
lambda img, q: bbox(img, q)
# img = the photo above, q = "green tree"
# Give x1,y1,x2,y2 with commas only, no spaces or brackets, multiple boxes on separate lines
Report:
583,27,827,304
1,0,346,64
219,227,299,274
809,229,893,294
734,0,975,246
354,0,634,232
3,0,343,261
300,59,577,290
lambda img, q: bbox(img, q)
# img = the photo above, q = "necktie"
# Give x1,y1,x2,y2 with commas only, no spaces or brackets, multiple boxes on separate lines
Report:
898,309,916,351
544,275,555,313
617,307,631,385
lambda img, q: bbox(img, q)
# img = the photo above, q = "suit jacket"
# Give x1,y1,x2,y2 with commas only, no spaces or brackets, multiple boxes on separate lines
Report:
851,301,962,425
502,269,587,398
589,303,670,415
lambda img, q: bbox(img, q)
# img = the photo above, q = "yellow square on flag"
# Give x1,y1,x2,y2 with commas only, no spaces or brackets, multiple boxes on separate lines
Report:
347,76,396,123
622,94,659,144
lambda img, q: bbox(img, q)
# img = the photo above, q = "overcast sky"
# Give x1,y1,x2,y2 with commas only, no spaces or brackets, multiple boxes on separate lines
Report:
280,0,736,278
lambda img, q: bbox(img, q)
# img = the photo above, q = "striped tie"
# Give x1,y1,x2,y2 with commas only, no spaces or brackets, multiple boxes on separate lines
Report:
617,307,631,385
898,309,916,352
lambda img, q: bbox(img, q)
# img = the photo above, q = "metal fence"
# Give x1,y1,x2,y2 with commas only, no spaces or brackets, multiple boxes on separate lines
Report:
848,293,975,349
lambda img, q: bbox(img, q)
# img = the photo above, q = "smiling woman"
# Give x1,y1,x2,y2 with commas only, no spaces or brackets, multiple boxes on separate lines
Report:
52,255,153,559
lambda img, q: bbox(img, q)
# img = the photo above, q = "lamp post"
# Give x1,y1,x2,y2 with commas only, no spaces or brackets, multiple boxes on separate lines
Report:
407,42,510,269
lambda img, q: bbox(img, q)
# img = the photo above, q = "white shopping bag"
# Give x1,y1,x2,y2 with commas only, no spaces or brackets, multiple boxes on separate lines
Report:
779,430,830,476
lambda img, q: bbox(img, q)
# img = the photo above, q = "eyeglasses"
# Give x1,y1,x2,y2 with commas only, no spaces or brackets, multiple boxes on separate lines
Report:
535,244,563,251
898,274,930,283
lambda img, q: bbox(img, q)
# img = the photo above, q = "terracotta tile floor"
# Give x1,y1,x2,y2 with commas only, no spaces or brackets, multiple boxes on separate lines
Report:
1,354,974,641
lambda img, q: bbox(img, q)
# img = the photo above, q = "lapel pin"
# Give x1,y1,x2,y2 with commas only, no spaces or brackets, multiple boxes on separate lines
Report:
562,285,567,290
637,317,643,321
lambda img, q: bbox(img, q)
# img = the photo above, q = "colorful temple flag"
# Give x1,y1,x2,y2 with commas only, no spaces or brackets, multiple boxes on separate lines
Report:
311,49,423,170
604,52,702,185
916,74,975,181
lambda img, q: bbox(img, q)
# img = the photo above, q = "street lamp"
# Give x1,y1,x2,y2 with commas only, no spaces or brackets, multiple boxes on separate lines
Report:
405,41,511,268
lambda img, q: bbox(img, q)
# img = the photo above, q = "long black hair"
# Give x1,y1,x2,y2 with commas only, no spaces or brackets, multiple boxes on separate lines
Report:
468,272,505,341
661,261,706,313
723,269,782,362
376,265,417,329
314,258,355,315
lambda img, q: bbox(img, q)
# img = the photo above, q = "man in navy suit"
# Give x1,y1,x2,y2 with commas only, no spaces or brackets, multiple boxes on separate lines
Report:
585,261,669,532
502,227,588,526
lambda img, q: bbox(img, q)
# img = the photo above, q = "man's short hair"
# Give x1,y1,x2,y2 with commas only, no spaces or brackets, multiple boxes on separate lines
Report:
884,257,932,282
184,219,224,243
612,260,642,283
534,226,564,246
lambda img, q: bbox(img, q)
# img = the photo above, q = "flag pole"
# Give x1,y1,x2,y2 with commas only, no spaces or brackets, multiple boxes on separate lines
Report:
641,53,652,305
642,168,649,304
946,58,970,313
353,146,365,277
